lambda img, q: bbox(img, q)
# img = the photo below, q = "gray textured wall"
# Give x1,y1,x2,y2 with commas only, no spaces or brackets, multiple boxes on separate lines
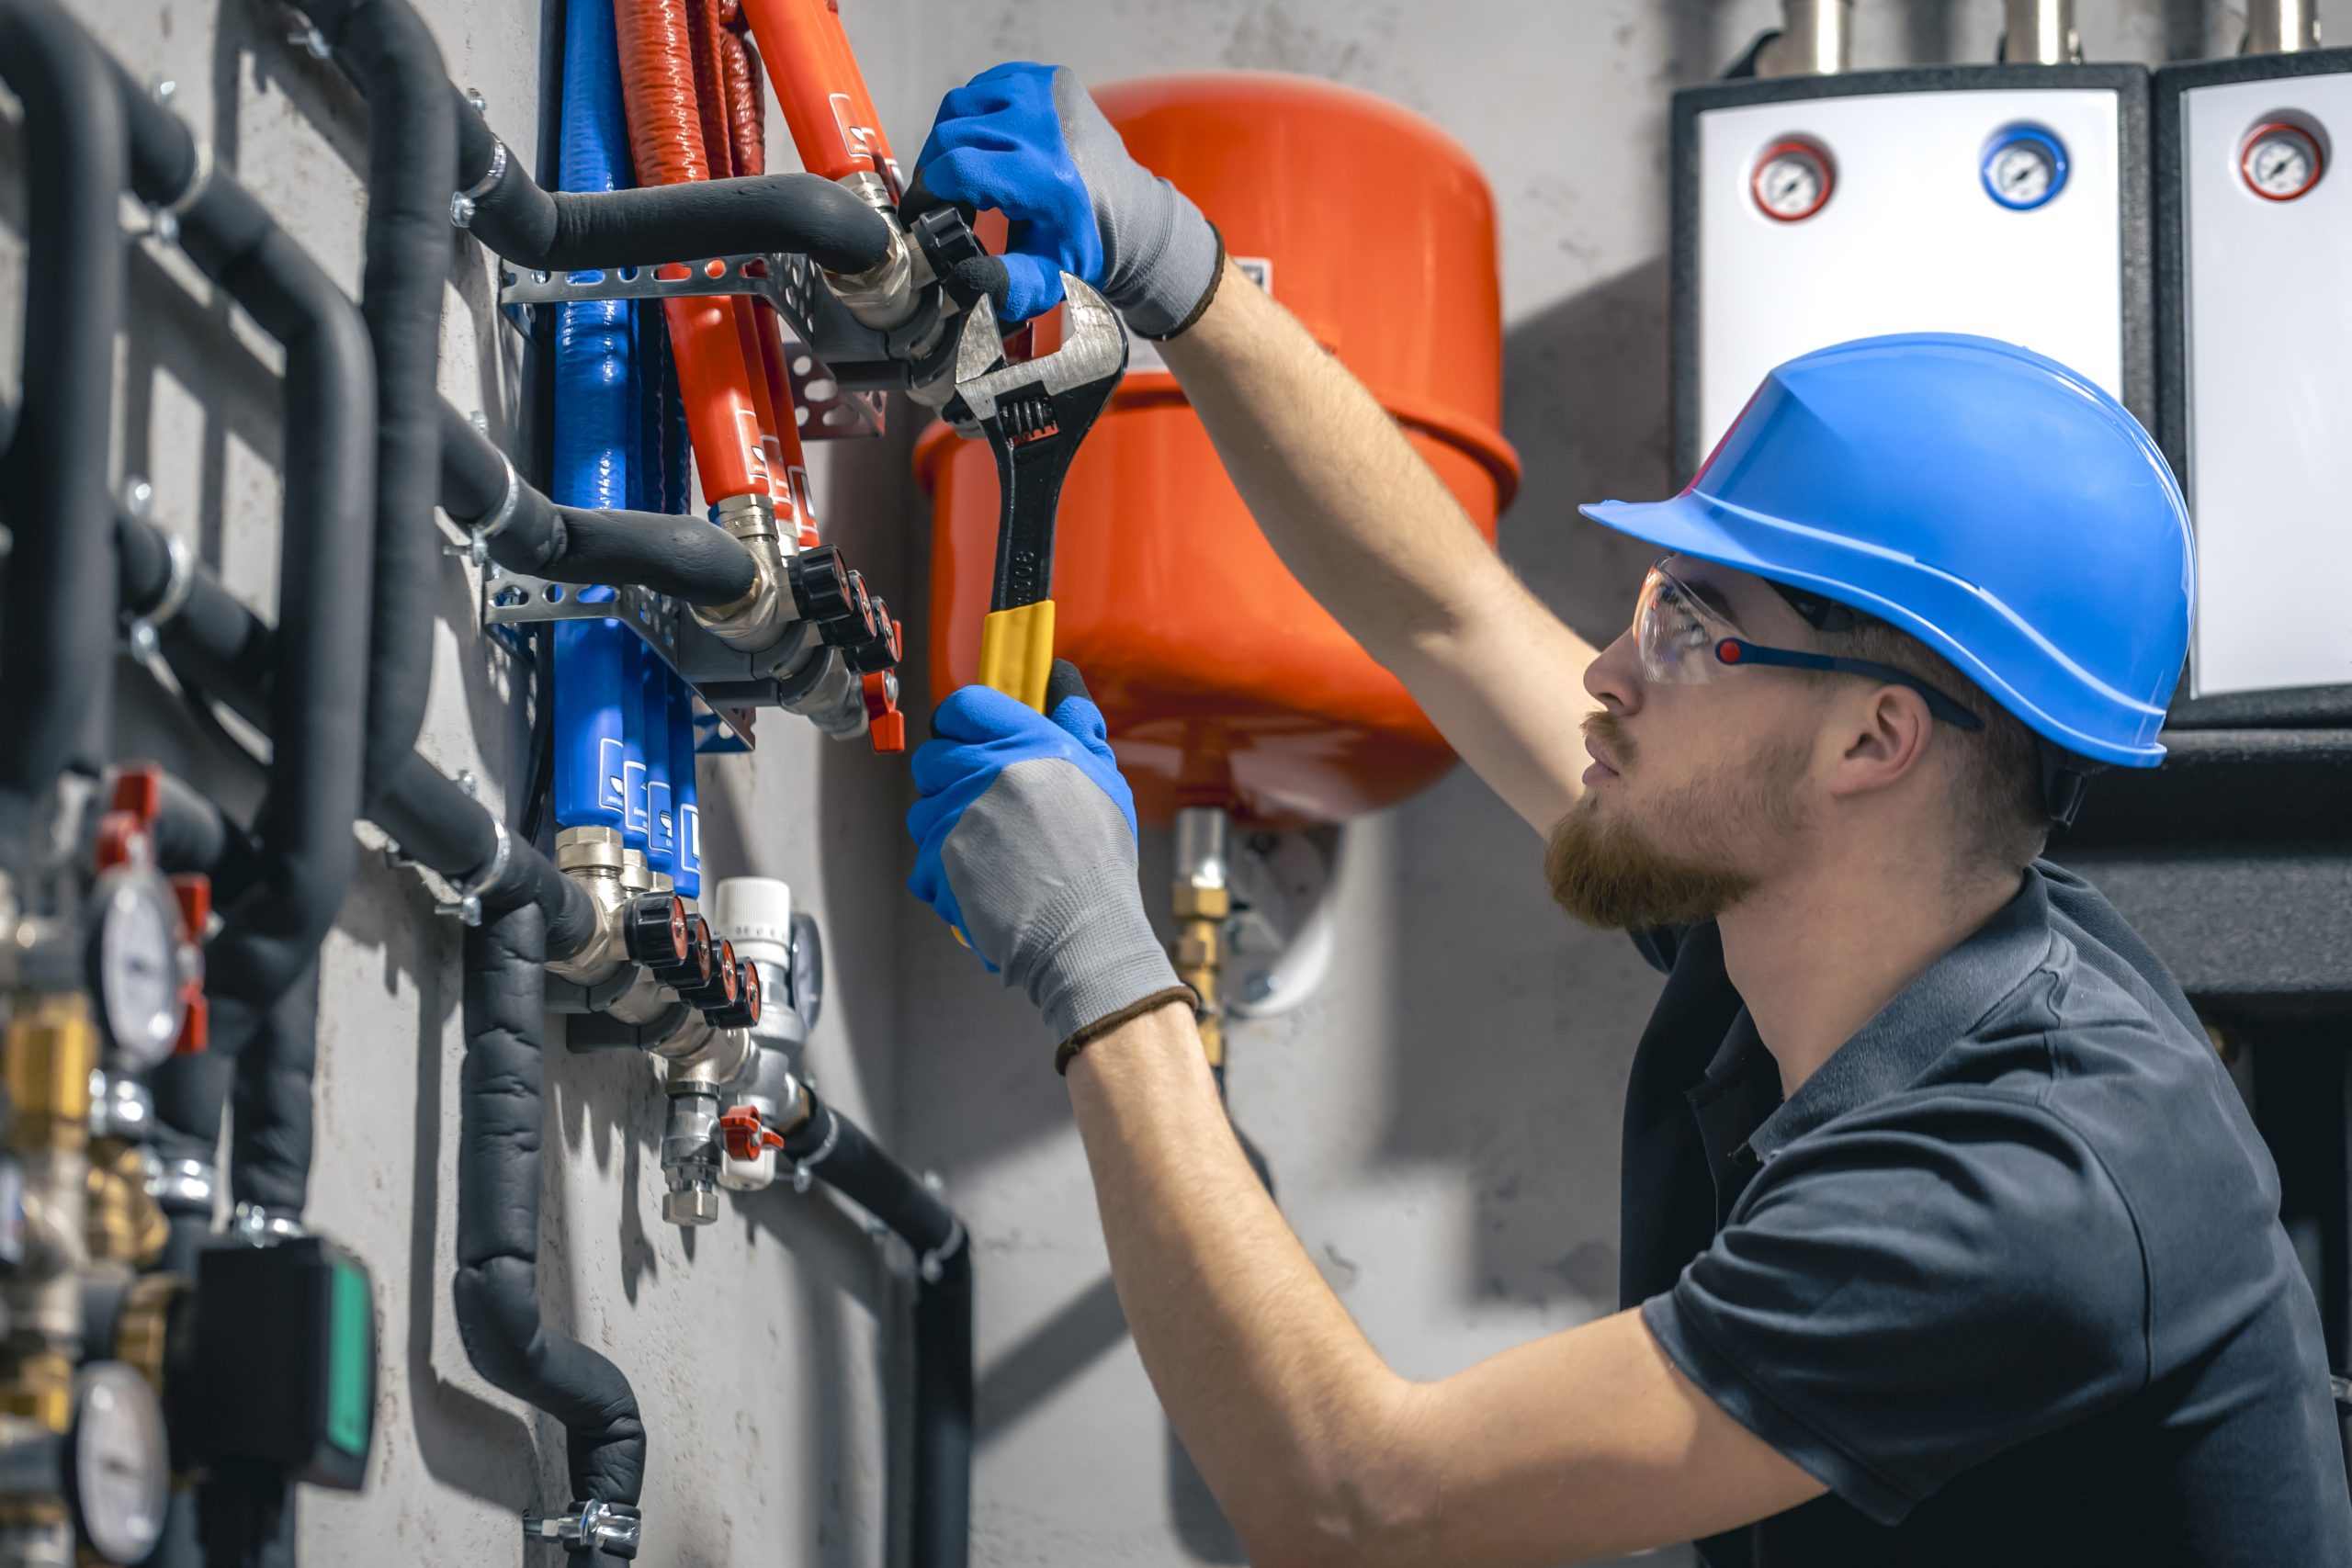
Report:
6,0,921,1562
0,1,2245,1565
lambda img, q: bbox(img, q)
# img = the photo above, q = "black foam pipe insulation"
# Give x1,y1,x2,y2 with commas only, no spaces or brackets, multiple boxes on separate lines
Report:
458,899,647,1566
0,0,128,886
781,1093,973,1568
438,403,759,604
451,85,891,276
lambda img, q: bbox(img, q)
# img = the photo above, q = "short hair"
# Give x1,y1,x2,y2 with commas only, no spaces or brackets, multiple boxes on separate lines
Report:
1809,612,2050,869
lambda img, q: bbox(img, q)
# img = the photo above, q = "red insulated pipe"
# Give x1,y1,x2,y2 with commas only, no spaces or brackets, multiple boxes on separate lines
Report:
720,19,766,178
738,0,899,192
612,0,771,504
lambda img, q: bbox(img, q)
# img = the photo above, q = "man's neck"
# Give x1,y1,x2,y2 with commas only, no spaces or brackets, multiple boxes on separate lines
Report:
1717,855,2025,1099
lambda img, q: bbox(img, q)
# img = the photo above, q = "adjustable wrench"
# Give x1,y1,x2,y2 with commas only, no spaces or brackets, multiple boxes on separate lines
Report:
944,275,1129,712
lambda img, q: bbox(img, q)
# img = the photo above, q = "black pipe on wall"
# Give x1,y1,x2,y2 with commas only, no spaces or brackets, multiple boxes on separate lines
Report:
107,58,379,1240
0,0,128,889
781,1093,973,1568
458,899,647,1566
451,86,891,276
117,505,599,954
438,404,758,604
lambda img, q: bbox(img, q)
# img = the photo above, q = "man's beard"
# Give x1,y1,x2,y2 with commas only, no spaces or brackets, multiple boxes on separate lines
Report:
1544,713,1812,930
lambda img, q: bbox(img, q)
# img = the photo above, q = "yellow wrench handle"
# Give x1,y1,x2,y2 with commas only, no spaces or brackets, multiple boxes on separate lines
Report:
977,600,1057,713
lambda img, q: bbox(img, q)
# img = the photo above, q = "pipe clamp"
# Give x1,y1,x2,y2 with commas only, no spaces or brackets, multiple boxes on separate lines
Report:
435,815,510,928
790,1104,841,1193
451,138,507,230
919,1218,967,1284
446,451,522,569
524,1500,641,1559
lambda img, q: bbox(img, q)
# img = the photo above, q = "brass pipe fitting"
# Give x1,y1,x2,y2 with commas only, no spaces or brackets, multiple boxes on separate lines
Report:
1172,807,1233,1074
85,1142,168,1269
822,171,924,332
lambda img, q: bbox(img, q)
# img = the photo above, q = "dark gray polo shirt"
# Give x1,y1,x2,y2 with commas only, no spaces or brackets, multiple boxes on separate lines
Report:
1622,862,2351,1566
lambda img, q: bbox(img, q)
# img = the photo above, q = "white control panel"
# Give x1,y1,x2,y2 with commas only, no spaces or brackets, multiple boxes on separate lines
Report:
2178,70,2352,696
1692,87,2127,460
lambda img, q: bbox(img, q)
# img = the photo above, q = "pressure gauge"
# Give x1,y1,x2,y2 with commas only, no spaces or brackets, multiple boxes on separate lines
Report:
1750,138,1833,222
1982,124,2069,210
2241,121,2324,202
86,871,185,1072
788,910,824,1034
66,1363,169,1565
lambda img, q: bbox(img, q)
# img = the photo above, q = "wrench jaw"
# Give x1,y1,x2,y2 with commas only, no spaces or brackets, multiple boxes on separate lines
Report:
943,274,1130,436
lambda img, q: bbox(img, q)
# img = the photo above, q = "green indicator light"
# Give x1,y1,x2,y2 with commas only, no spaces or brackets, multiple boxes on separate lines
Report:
327,1263,371,1458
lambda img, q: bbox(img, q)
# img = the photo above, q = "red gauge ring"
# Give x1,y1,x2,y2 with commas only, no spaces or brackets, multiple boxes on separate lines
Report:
1751,137,1835,223
2240,120,2325,203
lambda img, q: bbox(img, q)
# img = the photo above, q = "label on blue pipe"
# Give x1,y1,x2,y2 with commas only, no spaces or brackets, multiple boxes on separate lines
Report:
642,644,675,877
671,679,702,899
619,640,650,848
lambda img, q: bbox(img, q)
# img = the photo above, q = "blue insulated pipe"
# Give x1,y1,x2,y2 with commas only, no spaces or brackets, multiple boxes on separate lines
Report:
549,0,639,840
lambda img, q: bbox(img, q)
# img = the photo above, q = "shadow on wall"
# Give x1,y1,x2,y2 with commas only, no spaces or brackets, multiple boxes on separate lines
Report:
1370,258,1676,1312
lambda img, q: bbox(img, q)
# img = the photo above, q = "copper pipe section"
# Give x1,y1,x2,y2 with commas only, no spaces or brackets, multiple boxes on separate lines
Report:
1172,807,1232,1077
2000,0,2082,64
1757,0,1854,77
2245,0,2324,52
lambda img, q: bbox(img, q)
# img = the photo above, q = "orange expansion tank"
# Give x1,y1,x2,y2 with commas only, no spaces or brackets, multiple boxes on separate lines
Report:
915,73,1521,829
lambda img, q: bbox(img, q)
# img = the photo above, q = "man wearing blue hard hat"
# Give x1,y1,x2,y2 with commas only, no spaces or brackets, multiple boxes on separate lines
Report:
903,64,2352,1566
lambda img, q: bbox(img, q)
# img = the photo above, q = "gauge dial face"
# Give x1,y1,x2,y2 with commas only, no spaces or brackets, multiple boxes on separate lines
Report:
788,910,825,1033
1751,140,1833,222
94,874,183,1071
1981,126,2068,210
2242,122,2324,201
73,1364,169,1563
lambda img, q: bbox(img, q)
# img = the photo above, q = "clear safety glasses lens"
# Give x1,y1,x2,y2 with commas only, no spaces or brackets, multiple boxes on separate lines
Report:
1634,563,1743,684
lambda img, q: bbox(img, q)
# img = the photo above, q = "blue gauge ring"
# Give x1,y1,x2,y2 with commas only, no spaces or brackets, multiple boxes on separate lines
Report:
1980,123,2070,210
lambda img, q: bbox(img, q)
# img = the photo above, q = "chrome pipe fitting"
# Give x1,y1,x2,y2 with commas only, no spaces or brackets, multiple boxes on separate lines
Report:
1757,0,1853,76
548,828,633,988
1999,0,2081,63
2245,0,2323,52
822,171,928,332
691,494,799,653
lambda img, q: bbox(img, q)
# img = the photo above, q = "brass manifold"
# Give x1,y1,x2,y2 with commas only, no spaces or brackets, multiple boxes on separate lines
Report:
2,992,95,1437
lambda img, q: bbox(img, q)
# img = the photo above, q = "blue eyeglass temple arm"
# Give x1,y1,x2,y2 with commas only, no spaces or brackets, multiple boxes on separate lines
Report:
1713,638,1986,732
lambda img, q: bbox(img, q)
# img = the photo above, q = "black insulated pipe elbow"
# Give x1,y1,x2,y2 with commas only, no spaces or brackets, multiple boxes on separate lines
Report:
438,406,758,605
452,88,892,276
300,0,460,786
781,1094,972,1568
0,0,129,886
458,902,647,1562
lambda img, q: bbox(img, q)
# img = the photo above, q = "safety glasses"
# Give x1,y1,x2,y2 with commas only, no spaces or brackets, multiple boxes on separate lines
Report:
1634,562,1984,731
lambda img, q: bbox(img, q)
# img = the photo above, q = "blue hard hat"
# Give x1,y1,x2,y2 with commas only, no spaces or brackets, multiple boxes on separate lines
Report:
1581,333,2192,767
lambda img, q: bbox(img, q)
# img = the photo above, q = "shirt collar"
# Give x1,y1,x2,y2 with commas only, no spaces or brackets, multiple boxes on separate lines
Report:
1744,865,2057,1164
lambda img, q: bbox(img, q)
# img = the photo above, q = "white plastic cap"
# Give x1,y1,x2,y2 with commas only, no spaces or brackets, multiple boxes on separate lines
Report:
712,875,795,964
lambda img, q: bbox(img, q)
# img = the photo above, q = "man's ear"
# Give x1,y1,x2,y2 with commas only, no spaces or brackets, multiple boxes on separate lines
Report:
1826,684,1934,800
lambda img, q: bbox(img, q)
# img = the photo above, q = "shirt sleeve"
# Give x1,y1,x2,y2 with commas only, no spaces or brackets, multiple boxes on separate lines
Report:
1642,1092,2151,1525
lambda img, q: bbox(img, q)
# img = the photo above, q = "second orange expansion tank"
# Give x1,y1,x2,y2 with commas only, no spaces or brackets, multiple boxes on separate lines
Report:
916,72,1520,829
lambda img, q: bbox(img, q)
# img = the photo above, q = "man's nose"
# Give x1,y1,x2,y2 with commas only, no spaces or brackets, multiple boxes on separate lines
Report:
1586,626,1643,716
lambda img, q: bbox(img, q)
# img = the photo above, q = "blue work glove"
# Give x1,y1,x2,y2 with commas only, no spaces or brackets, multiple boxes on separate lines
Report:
908,671,1190,1051
914,62,1224,335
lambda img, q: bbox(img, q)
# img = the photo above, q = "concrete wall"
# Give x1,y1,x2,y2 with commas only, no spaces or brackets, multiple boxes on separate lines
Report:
0,1,2246,1565
5,1,922,1562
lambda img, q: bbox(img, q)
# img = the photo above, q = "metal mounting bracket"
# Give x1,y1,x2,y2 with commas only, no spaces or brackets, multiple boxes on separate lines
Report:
481,566,805,749
498,252,888,438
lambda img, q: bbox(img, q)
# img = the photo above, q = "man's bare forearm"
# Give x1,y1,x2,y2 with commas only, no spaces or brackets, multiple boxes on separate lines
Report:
1159,262,1600,833
1065,1003,1419,1565
1160,259,1503,653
